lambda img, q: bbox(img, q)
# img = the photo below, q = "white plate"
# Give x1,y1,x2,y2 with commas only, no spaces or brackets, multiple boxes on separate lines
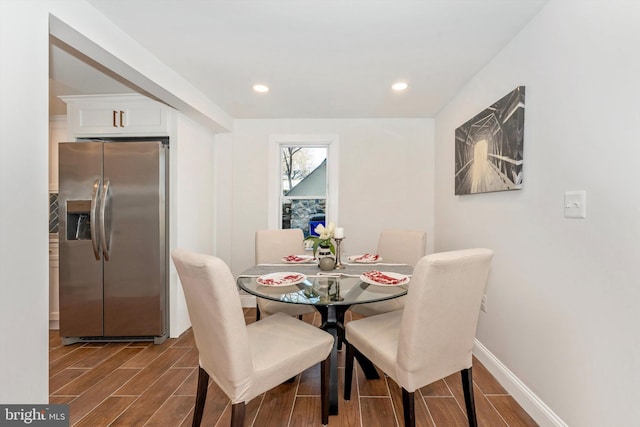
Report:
257,272,307,287
348,254,382,263
360,271,409,287
282,254,315,264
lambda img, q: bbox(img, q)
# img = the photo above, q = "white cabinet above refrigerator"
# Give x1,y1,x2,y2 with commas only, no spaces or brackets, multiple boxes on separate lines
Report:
60,94,171,138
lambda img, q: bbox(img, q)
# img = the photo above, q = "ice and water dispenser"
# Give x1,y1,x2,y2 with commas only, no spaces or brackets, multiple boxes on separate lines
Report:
66,200,92,240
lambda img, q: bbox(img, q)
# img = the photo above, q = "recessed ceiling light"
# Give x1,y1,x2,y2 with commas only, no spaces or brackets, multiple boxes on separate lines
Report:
392,82,408,91
253,84,269,93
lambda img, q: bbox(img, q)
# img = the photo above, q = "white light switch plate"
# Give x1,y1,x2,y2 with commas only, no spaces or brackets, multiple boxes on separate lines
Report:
564,190,586,219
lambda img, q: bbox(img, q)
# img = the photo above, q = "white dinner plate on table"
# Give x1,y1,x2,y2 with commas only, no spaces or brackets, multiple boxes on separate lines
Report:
348,254,382,263
257,272,307,287
282,254,315,264
360,270,410,286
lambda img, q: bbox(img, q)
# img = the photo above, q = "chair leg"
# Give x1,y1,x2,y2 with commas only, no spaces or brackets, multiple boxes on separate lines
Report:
256,305,261,321
321,355,330,425
230,402,246,427
461,367,478,427
192,366,209,427
402,388,415,427
343,342,354,400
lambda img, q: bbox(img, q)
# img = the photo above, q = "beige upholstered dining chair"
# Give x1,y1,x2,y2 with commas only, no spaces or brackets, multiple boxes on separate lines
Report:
344,248,493,427
254,229,316,320
376,229,427,266
172,249,334,427
350,229,427,317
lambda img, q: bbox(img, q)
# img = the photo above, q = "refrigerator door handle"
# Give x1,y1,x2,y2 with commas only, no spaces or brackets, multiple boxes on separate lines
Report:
90,179,102,260
100,179,112,261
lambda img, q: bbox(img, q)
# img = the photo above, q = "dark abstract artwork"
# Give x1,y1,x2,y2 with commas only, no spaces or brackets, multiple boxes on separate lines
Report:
455,86,525,195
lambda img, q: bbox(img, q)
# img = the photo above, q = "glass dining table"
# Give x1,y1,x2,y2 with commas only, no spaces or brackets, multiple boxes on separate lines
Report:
236,261,413,415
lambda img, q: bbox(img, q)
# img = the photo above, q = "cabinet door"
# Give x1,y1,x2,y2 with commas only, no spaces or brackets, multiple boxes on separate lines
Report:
64,96,170,137
49,117,68,192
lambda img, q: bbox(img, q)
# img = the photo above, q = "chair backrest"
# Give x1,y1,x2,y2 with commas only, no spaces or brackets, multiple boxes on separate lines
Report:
376,229,427,266
255,228,305,264
171,249,253,400
396,248,493,391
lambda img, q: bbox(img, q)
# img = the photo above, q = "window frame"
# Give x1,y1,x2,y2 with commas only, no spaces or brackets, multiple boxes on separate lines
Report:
268,134,339,231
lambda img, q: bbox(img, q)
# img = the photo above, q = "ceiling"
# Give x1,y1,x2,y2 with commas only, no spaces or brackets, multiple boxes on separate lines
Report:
50,0,549,119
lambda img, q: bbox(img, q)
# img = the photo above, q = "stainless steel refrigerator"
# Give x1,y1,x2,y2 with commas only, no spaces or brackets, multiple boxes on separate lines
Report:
58,140,169,345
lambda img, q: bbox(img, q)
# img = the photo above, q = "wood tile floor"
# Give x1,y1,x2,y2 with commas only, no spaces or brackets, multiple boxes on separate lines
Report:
49,308,538,426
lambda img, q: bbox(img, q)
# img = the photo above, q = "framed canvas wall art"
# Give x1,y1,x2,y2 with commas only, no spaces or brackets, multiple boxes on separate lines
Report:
454,86,525,195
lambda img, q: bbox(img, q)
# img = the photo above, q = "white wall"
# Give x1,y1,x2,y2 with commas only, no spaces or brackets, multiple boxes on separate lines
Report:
212,132,235,266
230,118,434,276
170,112,217,335
0,1,50,404
434,2,640,425
174,114,216,256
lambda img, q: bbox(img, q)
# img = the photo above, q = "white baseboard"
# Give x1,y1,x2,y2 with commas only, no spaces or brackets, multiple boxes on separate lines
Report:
473,339,567,427
241,294,256,308
49,312,59,330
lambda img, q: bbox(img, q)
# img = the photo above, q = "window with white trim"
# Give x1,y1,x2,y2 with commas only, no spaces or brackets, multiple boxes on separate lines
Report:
268,135,339,239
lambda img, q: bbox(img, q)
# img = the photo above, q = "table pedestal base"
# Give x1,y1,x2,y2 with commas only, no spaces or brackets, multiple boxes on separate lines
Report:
315,305,380,416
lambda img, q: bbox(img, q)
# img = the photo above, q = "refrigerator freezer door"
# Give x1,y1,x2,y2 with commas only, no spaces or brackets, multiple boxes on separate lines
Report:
59,142,104,337
102,141,167,337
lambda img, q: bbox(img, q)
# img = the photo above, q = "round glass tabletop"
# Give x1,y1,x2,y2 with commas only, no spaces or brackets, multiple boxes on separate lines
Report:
237,274,408,307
